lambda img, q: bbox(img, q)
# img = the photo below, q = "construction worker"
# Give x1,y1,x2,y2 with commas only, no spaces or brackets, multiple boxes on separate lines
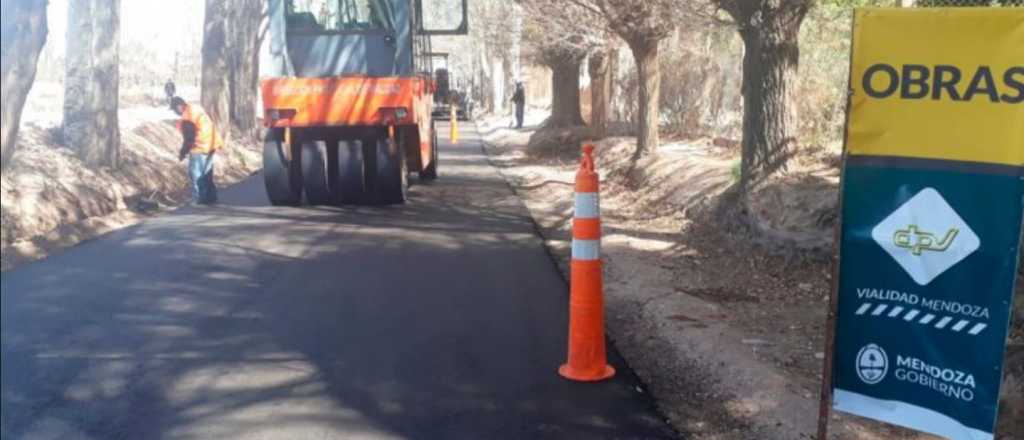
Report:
170,97,222,205
163,79,176,107
511,81,526,129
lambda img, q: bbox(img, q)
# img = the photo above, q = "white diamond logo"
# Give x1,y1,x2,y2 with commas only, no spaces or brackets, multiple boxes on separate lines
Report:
871,188,980,286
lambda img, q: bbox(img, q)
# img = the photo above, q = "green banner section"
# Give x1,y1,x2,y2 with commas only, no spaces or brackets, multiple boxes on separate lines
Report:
833,163,1023,439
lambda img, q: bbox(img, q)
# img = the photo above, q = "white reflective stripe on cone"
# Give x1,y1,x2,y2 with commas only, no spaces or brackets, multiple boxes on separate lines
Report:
574,192,600,219
572,239,600,261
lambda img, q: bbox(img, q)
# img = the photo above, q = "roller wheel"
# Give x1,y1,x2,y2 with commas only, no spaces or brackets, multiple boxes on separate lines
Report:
334,139,366,205
419,123,438,181
301,140,332,205
372,136,408,205
263,130,302,206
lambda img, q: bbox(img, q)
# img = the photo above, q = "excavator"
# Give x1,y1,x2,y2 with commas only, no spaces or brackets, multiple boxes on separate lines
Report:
259,0,468,205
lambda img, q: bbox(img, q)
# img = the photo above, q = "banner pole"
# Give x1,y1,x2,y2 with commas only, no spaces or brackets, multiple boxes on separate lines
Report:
816,233,842,440
816,96,851,440
816,142,848,440
816,12,860,440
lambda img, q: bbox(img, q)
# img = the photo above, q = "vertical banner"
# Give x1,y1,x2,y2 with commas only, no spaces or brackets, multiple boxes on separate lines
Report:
831,8,1023,440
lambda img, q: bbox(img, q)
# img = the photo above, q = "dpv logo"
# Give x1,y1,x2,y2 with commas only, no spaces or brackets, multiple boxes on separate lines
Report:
871,188,980,286
893,225,959,256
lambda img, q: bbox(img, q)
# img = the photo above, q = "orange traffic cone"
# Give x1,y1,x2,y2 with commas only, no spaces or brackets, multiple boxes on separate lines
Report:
559,144,615,382
450,105,459,144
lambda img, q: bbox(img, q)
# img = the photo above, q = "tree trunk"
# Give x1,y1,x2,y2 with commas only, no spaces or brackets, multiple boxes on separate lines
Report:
63,0,121,168
227,0,263,139
511,9,523,81
478,50,494,113
547,57,585,128
737,11,805,195
491,57,505,112
0,0,48,169
201,0,231,140
607,46,620,121
502,53,514,106
630,40,660,159
588,50,610,140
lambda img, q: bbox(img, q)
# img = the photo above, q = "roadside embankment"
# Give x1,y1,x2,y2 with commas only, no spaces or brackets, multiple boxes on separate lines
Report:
480,114,1022,439
1,116,260,271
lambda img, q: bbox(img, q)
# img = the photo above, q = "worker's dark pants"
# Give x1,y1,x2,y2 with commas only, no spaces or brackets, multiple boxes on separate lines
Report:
515,104,524,128
188,153,218,204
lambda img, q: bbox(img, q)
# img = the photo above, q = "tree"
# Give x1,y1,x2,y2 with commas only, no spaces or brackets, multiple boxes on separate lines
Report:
453,1,558,118
588,49,612,139
201,0,231,139
715,0,811,196
585,0,677,159
538,43,588,128
520,0,603,128
228,0,265,139
64,0,121,168
466,0,520,114
202,0,266,141
606,46,620,120
0,0,49,169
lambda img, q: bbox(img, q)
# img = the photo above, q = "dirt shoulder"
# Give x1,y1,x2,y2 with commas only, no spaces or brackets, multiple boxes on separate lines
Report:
479,114,1022,439
1,112,261,271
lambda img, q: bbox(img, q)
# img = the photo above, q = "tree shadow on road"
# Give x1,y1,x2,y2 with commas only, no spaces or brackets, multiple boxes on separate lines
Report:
1,144,675,439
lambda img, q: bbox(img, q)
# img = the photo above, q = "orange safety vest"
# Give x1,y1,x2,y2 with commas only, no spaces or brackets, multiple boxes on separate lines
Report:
177,104,223,154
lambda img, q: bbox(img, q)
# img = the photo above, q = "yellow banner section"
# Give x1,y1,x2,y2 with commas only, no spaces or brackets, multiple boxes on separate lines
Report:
848,8,1024,167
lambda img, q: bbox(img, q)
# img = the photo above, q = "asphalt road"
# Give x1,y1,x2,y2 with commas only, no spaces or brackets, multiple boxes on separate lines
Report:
1,123,675,439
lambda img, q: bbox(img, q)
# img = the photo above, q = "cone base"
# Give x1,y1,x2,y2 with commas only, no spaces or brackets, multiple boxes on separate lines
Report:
558,363,615,382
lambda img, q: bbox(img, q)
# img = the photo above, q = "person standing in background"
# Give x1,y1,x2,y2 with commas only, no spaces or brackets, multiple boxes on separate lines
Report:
164,79,176,107
511,81,525,129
